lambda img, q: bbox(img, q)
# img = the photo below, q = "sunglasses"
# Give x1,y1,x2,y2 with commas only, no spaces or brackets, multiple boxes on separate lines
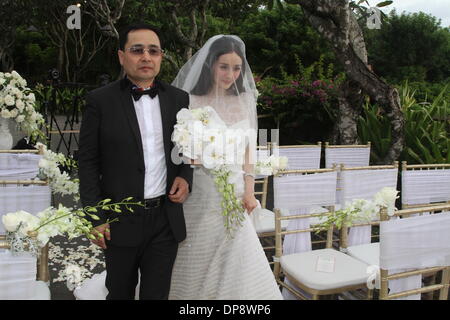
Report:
125,45,164,57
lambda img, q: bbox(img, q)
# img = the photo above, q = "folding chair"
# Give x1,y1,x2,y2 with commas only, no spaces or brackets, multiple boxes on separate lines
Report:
401,162,450,209
273,168,370,300
379,204,450,300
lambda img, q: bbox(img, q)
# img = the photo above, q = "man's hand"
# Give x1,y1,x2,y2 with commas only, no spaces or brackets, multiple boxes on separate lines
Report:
168,177,190,203
90,223,110,249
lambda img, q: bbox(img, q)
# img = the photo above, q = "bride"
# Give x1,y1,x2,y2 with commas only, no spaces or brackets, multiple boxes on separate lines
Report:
169,35,282,300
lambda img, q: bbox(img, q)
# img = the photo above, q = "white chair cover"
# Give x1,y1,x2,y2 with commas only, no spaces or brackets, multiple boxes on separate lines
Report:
0,250,42,300
380,211,450,300
273,146,321,170
340,168,398,246
0,153,42,180
274,170,337,299
402,169,450,206
325,146,370,168
0,185,51,234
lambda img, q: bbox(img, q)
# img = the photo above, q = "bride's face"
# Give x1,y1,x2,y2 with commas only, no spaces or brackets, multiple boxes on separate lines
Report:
212,52,242,92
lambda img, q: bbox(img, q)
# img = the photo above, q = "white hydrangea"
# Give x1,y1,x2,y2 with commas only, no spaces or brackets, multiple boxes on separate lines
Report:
0,70,45,137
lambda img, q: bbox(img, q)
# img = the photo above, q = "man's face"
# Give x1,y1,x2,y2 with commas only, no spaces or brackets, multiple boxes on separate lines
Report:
118,29,162,86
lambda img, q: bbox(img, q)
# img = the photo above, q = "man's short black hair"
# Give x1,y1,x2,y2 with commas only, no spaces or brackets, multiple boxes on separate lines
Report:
119,23,162,50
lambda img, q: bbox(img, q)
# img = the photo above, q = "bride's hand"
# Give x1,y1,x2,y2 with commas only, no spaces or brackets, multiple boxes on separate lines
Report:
242,192,258,214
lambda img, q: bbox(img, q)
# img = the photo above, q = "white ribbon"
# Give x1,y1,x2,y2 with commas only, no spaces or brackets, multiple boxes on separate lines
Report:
366,265,380,289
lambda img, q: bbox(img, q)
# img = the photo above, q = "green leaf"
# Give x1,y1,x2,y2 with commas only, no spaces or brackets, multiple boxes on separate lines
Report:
376,1,393,7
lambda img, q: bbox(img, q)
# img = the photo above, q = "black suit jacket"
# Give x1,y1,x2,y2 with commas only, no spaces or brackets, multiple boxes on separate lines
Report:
78,78,193,246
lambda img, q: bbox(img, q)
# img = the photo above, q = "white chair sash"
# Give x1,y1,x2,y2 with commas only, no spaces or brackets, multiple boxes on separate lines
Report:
0,153,41,180
402,169,450,206
0,185,51,234
325,146,370,169
0,251,37,299
273,146,321,170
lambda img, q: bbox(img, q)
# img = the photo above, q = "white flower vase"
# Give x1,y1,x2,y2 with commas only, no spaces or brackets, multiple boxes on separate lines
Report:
0,117,13,149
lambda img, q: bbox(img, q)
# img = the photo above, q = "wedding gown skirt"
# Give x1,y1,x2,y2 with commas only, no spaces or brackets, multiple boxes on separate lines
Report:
168,167,282,300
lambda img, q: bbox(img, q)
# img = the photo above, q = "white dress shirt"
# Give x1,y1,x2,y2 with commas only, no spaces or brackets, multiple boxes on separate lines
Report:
133,93,167,199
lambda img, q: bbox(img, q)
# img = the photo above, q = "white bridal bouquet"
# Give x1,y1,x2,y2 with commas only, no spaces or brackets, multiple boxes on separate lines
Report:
0,71,45,138
317,187,399,231
255,155,288,176
172,106,249,234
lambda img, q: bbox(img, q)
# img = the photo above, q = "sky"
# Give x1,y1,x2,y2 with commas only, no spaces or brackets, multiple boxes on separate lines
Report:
379,0,450,27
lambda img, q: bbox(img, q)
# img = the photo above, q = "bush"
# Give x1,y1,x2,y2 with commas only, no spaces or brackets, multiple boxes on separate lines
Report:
358,83,449,164
256,56,344,144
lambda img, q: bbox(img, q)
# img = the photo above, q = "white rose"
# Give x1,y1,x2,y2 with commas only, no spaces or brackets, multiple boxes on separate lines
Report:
9,108,18,118
2,213,22,232
0,78,5,85
1,109,12,118
15,91,23,99
258,166,273,176
9,80,17,88
11,71,21,79
27,93,36,102
0,96,4,105
15,211,40,236
279,156,288,169
4,95,15,106
15,99,25,111
176,108,193,122
16,115,25,123
29,111,37,121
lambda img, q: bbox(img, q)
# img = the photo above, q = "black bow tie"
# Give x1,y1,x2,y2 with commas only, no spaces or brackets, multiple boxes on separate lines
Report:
131,85,159,101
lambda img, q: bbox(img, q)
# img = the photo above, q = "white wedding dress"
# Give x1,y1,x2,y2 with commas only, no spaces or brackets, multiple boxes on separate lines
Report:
168,94,282,300
74,93,282,300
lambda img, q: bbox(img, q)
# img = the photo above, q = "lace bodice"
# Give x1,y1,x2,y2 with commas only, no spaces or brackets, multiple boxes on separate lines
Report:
189,92,254,127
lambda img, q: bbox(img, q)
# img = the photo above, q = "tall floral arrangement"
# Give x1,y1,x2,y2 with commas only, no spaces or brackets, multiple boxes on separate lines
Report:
0,71,45,139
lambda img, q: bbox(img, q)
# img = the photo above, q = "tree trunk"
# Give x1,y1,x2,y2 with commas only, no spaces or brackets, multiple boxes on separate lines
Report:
292,0,404,163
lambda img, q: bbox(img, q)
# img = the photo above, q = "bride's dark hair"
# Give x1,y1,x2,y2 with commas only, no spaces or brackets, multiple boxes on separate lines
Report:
191,36,246,96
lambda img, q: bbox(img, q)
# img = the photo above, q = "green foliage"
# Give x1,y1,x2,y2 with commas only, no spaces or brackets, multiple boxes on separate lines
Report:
365,11,450,83
33,84,87,115
358,83,449,164
256,56,344,143
234,4,337,76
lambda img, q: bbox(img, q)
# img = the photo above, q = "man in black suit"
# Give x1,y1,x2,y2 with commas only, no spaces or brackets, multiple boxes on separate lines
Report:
78,23,193,300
